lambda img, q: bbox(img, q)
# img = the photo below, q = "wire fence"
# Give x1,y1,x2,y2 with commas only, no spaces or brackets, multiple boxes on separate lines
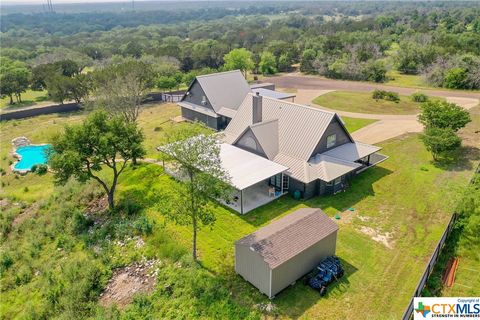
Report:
402,163,479,320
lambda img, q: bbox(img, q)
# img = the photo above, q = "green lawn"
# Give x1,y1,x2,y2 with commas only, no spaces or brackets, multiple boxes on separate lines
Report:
0,89,50,109
1,104,478,319
313,91,423,115
341,116,377,132
386,70,428,88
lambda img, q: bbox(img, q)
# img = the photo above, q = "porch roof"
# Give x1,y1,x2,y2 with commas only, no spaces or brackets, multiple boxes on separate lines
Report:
220,143,288,190
322,142,381,162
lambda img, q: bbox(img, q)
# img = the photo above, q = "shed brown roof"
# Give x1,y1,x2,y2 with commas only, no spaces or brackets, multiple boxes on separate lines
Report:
236,208,338,269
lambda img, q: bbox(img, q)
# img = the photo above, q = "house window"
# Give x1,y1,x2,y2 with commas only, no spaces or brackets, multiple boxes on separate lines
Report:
327,134,337,148
201,95,207,105
282,175,289,191
334,177,342,185
326,180,333,186
243,137,257,150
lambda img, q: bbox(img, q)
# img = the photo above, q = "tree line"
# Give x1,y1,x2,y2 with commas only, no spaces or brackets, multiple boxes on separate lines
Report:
1,1,479,102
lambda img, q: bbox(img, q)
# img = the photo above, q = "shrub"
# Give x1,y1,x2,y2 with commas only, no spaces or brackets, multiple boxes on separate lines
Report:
24,187,29,193
153,126,162,132
117,199,142,216
0,252,14,272
133,216,154,235
384,91,400,102
444,67,468,89
372,89,386,100
35,164,48,175
72,211,94,235
411,93,429,102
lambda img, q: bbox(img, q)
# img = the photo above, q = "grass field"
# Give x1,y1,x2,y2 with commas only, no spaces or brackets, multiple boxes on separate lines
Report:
386,70,428,88
1,103,478,319
313,91,423,115
341,117,377,132
0,90,50,109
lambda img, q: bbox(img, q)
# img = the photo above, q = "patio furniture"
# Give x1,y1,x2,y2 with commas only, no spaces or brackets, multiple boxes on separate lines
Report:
268,186,275,197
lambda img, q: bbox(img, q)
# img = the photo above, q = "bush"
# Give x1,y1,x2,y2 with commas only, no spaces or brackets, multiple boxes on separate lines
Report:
133,216,154,235
384,91,400,102
372,90,400,102
411,93,429,102
372,89,386,100
72,211,94,235
444,67,468,89
117,199,142,216
36,164,48,175
0,252,14,272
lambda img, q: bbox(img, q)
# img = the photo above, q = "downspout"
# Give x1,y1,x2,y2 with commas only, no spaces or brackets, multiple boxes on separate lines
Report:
240,189,244,215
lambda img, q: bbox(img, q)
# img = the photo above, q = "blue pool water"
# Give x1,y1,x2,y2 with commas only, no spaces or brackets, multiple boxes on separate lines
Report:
14,145,52,171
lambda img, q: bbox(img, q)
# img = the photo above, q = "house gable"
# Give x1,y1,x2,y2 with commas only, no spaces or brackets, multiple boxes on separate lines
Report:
310,115,353,158
181,79,215,111
234,127,268,158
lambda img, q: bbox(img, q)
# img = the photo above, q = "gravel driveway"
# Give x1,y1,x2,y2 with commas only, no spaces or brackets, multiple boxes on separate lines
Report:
271,75,479,144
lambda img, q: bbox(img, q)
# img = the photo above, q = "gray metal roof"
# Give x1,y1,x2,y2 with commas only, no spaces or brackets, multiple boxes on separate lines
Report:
222,93,381,183
252,88,296,100
224,93,336,161
249,119,279,159
322,142,381,162
178,101,219,118
307,154,362,183
236,208,338,269
196,70,251,114
220,143,287,190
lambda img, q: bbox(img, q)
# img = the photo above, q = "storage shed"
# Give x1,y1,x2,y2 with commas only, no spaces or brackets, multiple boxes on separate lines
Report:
235,208,338,298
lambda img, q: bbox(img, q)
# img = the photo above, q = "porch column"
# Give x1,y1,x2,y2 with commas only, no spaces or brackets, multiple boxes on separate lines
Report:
367,154,371,166
280,173,284,194
240,189,244,215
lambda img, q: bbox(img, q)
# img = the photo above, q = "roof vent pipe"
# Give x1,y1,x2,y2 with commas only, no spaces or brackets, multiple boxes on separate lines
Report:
252,92,262,124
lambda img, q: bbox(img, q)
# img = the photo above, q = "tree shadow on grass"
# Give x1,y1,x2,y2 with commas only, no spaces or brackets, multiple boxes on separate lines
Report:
239,166,393,228
273,257,358,319
432,146,480,172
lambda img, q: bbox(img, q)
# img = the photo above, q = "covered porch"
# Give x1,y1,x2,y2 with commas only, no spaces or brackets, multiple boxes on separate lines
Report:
222,173,288,214
219,144,288,214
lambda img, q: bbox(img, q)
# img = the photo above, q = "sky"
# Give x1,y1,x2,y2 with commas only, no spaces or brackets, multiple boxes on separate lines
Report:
2,0,144,4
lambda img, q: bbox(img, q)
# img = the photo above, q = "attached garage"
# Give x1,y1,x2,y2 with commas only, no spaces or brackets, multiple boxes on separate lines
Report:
235,208,338,298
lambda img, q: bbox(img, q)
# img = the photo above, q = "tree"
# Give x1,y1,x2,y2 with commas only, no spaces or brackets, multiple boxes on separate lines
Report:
159,133,232,261
418,100,471,132
223,48,254,78
277,53,292,72
300,49,317,73
92,61,155,123
420,127,461,160
156,75,178,92
443,67,468,89
0,58,31,105
45,75,71,104
49,111,145,210
259,51,277,75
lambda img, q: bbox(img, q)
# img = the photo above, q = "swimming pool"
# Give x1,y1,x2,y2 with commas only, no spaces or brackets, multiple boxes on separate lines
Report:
13,144,52,171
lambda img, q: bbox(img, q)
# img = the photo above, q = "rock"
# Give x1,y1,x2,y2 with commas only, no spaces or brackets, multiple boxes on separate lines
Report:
11,136,31,148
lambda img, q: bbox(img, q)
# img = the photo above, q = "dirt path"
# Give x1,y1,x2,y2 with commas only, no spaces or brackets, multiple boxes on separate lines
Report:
276,79,479,144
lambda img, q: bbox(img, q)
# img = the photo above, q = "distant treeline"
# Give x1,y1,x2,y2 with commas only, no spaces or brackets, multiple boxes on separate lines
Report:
1,1,480,104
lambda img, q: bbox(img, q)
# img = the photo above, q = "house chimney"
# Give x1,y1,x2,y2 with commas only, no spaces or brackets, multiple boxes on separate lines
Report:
252,92,262,124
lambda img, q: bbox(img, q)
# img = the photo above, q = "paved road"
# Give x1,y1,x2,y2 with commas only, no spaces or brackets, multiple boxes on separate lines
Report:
268,73,480,99
268,75,479,144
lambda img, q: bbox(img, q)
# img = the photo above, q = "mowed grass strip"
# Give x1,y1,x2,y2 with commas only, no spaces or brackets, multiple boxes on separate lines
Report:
341,116,377,132
313,90,422,115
